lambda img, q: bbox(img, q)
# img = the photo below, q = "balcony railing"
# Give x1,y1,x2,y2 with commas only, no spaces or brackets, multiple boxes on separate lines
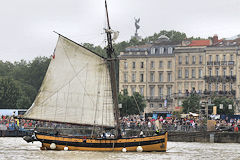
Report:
228,61,234,65
174,90,236,98
146,90,236,100
214,61,220,65
207,61,213,65
207,61,234,66
204,75,236,82
221,61,228,65
146,96,173,102
203,90,236,96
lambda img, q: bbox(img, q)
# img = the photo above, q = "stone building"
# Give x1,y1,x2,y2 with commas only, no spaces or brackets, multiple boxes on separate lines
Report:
118,35,240,115
119,36,180,115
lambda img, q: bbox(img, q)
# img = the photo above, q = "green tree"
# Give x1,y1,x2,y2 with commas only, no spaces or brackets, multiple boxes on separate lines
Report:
0,77,20,108
27,57,50,91
0,61,13,77
142,30,187,43
118,89,146,116
213,97,234,115
182,93,201,113
82,43,106,57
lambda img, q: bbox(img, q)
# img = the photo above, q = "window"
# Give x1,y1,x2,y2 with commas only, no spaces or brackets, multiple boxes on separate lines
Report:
208,83,212,91
151,61,155,69
185,56,189,64
209,55,212,62
223,68,226,77
140,62,144,68
216,68,219,76
185,69,189,78
192,69,196,78
140,86,144,96
209,68,212,76
192,56,196,64
151,48,155,54
230,83,233,91
150,87,155,97
216,83,218,92
159,61,163,68
198,82,203,93
140,73,144,82
167,87,172,97
159,72,163,82
124,62,128,69
150,72,155,82
168,47,173,54
230,68,233,76
191,82,195,91
159,87,163,98
199,56,202,64
178,69,182,78
216,55,219,62
167,72,172,81
177,83,182,93
124,72,128,82
168,61,172,69
178,56,182,65
150,104,154,108
230,55,233,61
132,73,136,82
223,55,226,61
159,47,164,54
184,82,189,90
223,84,226,92
199,69,202,78
132,62,136,69
131,86,136,95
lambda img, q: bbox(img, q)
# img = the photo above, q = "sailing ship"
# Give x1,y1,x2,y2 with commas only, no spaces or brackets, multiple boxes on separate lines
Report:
23,0,167,152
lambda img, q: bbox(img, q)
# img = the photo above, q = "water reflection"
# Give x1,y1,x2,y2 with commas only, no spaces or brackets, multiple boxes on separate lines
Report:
0,138,240,160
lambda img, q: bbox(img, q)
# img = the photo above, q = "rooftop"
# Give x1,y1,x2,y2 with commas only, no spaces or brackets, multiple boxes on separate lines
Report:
188,40,211,46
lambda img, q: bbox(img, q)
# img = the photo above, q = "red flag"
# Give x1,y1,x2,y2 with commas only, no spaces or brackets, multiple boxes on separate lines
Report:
52,53,55,59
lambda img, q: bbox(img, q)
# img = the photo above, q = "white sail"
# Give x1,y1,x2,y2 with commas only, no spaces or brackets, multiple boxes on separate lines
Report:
24,35,116,128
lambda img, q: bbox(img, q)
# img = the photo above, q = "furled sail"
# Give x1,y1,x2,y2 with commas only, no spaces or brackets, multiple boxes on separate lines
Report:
24,35,116,128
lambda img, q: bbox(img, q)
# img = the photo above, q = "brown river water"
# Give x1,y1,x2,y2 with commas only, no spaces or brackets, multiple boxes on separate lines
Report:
0,137,240,160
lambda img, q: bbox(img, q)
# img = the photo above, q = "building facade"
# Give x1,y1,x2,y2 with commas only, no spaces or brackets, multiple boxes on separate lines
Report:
119,35,240,114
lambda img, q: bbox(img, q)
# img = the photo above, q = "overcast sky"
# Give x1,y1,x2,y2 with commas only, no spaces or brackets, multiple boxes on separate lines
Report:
0,0,240,62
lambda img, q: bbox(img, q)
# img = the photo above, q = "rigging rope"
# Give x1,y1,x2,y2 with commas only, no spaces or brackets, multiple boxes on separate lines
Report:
132,93,141,114
91,62,103,137
61,39,96,106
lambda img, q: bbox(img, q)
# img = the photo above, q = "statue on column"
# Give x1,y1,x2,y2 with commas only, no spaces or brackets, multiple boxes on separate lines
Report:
134,17,140,37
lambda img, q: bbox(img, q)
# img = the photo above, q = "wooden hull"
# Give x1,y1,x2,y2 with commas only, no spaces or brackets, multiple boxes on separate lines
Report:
36,132,167,152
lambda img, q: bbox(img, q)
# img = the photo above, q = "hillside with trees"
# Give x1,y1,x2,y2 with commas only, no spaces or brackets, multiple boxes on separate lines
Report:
0,57,50,109
0,30,205,109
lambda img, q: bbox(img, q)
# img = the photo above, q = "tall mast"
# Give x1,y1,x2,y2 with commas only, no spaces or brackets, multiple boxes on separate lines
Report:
105,0,120,137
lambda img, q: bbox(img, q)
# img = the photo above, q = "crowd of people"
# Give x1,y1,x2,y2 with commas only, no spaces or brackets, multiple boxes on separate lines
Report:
120,114,240,132
0,114,240,132
120,115,206,132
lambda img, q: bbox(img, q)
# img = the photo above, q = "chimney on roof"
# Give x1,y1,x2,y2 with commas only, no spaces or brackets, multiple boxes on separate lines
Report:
213,34,218,44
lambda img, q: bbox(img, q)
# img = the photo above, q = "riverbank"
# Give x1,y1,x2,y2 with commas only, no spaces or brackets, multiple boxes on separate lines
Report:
168,131,240,143
0,130,31,137
1,128,240,143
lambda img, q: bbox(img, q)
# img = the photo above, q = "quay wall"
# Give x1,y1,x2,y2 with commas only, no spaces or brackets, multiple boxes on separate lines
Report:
126,130,240,143
0,130,31,137
1,128,240,143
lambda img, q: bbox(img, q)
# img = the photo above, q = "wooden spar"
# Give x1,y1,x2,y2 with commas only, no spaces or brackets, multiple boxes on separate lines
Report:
105,0,121,137
19,117,115,129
